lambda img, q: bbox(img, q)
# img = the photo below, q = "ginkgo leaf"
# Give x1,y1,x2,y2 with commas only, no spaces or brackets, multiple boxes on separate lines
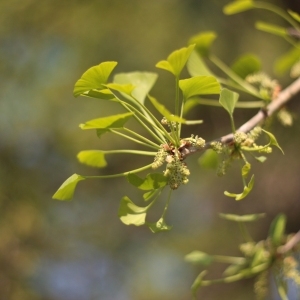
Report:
52,174,85,201
156,44,195,77
126,173,168,190
143,189,160,202
179,76,220,99
255,156,267,163
188,31,217,57
231,54,261,79
74,61,118,97
262,129,284,154
79,112,134,130
83,89,116,100
106,83,136,95
187,51,215,77
118,196,148,226
113,72,158,104
223,0,254,15
219,88,239,116
77,150,107,168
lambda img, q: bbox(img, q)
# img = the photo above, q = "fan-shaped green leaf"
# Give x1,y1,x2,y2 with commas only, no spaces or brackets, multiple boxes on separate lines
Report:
255,156,267,163
179,76,220,100
231,54,261,79
187,51,214,77
79,112,134,130
127,173,168,190
118,196,148,226
52,174,85,201
106,83,135,95
74,61,118,97
77,150,107,168
113,72,158,104
143,189,160,202
262,129,284,154
83,89,116,100
188,31,217,57
223,1,254,15
219,88,239,116
156,44,195,77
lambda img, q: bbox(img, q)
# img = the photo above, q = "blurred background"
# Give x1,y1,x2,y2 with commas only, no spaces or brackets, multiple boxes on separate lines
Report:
1,0,300,299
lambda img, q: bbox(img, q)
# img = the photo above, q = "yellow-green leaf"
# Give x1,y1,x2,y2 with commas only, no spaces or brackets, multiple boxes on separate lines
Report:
127,173,167,190
156,44,195,77
187,50,215,77
219,88,239,116
106,83,135,95
223,0,254,15
231,54,261,79
77,150,107,168
74,61,118,97
52,174,85,201
262,129,284,154
188,31,217,57
179,76,221,100
118,196,148,226
79,112,134,130
113,72,158,104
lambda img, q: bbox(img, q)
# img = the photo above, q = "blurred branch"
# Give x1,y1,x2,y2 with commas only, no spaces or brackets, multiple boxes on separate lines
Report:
182,76,300,158
287,28,300,39
278,230,300,254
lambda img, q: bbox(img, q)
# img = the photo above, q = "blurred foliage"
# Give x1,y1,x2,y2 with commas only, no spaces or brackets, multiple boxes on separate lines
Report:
0,0,300,299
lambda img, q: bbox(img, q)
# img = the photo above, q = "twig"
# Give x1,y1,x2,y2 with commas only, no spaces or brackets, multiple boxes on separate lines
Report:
287,28,300,40
278,230,300,254
182,77,300,158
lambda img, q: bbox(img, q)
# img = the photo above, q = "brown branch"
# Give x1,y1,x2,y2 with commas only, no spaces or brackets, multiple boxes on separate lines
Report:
278,230,300,254
182,76,300,159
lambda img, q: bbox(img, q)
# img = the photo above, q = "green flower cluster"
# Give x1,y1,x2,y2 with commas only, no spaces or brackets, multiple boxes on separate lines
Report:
164,155,190,190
